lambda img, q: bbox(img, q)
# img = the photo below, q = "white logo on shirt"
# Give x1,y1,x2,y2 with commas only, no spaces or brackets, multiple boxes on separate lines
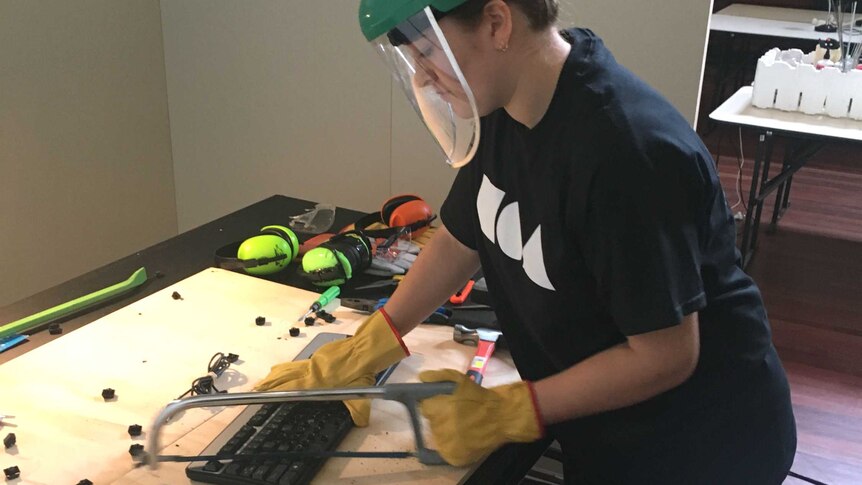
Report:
477,175,556,291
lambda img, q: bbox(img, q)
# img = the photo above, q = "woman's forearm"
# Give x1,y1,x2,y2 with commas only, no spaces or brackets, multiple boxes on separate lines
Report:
383,225,481,336
533,314,700,424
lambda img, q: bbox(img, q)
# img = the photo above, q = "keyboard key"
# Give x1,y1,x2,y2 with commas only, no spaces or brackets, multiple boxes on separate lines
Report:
244,438,263,453
279,462,306,485
202,460,223,472
219,437,244,454
237,424,255,438
266,463,289,482
252,464,271,480
222,462,242,476
248,411,271,426
240,464,257,478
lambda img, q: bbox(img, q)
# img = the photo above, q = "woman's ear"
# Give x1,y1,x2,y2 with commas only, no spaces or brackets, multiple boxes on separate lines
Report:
483,0,513,51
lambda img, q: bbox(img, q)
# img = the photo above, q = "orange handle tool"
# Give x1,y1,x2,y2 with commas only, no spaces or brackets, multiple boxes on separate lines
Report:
466,339,496,385
450,280,475,305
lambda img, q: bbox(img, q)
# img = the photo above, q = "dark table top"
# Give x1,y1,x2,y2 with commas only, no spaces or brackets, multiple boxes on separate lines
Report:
0,195,359,363
0,194,549,483
0,195,434,363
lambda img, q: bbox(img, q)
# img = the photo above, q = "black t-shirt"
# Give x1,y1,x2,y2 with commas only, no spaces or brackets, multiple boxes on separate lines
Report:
441,29,795,482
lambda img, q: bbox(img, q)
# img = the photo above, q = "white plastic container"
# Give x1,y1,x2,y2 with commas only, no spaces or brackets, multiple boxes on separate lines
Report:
751,48,862,120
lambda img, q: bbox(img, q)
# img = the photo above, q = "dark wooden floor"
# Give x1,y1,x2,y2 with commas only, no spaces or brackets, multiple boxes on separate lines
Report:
702,115,862,377
784,362,862,485
699,52,862,483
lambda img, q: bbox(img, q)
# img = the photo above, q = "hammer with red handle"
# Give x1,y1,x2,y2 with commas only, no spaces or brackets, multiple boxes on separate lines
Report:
453,323,502,385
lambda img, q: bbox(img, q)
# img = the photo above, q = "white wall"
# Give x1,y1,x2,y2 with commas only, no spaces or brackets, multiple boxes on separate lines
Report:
0,0,177,307
160,1,394,231
161,0,714,232
560,0,714,126
0,0,714,306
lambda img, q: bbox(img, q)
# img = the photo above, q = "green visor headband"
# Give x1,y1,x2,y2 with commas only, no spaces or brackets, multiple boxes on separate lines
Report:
359,0,466,41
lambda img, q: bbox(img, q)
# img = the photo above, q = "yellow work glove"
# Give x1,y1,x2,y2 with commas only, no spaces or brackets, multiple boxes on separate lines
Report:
419,369,545,467
254,309,408,426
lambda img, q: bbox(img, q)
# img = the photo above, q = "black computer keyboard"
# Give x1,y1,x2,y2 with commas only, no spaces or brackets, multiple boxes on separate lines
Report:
186,399,354,484
186,333,396,485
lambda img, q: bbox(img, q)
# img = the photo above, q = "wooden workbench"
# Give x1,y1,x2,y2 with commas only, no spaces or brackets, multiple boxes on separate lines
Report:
0,268,520,484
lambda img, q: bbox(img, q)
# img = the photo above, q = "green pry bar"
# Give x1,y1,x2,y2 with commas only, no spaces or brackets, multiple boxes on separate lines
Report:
0,267,148,340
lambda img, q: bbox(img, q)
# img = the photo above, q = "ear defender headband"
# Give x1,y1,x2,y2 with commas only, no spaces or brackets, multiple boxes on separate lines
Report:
300,230,372,286
214,225,300,276
354,194,437,239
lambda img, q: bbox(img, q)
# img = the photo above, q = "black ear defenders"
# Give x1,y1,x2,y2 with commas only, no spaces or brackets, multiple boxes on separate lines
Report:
214,225,300,276
299,230,372,286
354,194,437,239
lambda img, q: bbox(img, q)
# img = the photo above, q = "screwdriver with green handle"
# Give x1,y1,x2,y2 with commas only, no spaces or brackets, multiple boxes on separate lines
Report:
297,286,340,322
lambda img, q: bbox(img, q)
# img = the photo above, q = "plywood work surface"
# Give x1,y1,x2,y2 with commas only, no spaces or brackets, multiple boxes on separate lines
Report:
0,268,519,484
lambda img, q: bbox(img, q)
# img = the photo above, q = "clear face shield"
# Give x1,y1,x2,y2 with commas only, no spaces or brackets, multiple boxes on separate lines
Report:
370,7,480,168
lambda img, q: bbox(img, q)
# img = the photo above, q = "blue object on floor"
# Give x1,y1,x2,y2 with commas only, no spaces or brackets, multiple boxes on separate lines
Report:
0,335,27,354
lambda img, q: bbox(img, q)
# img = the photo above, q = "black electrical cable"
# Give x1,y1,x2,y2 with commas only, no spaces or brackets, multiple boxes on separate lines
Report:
787,470,830,485
735,126,748,212
712,125,747,211
711,126,746,238
176,352,239,400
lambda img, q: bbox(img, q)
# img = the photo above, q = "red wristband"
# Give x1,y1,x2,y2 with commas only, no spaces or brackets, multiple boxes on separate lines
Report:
526,381,547,438
379,307,410,357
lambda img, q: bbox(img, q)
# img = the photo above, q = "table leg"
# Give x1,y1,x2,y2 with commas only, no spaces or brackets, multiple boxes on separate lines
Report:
740,131,770,268
750,131,775,253
769,180,786,234
766,139,824,233
781,174,793,213
768,139,797,233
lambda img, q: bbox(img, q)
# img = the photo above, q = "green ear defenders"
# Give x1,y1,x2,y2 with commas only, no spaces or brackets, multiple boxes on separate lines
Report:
300,230,372,286
214,225,300,276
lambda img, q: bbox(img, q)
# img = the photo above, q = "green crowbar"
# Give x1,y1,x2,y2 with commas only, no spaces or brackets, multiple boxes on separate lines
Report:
0,267,148,341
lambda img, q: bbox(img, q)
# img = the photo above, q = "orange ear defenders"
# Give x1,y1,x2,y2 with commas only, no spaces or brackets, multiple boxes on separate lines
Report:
354,194,437,239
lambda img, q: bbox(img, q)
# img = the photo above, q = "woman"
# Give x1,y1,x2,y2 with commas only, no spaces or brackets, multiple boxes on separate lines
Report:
257,1,797,482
